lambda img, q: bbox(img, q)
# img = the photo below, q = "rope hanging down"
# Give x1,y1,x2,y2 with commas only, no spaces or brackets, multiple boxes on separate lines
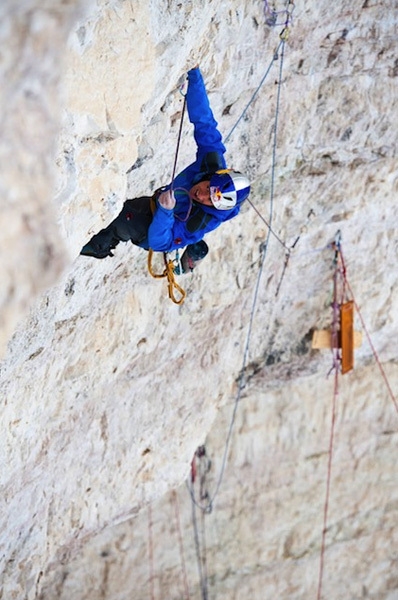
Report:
316,233,398,600
189,446,211,600
149,2,295,304
224,0,294,144
317,233,348,600
184,5,296,597
171,491,191,600
225,0,296,281
188,4,293,514
341,262,398,414
147,92,188,304
317,353,339,600
147,504,156,600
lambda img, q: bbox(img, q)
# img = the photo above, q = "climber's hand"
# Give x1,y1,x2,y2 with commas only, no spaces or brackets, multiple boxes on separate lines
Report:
158,189,176,210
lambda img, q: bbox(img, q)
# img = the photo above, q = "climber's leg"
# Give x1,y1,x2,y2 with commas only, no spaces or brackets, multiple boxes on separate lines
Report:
80,197,152,259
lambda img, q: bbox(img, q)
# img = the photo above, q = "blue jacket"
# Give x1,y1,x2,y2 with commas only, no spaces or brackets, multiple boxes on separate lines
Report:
140,68,242,252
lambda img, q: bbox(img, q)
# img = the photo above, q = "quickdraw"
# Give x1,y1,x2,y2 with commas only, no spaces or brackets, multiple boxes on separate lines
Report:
147,249,186,305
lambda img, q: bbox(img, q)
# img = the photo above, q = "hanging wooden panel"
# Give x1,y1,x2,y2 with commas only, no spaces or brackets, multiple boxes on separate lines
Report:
341,300,354,374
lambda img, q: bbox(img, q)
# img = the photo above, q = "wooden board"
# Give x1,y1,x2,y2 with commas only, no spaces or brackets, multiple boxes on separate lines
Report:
312,329,362,349
311,301,360,374
341,300,354,374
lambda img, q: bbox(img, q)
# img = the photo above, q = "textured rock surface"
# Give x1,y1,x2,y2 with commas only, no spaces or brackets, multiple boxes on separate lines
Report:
0,0,83,357
1,0,397,599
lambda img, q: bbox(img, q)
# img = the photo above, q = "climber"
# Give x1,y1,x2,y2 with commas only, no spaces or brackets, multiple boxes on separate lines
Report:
80,65,251,271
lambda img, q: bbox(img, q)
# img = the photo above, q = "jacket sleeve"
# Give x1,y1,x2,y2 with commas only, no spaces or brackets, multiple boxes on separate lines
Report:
186,68,226,160
147,203,175,251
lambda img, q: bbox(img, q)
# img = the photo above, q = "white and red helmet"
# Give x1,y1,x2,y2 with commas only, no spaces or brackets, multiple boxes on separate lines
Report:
209,169,251,210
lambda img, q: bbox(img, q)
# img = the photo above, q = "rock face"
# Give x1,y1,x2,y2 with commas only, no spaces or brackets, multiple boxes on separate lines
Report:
1,1,397,599
0,0,82,356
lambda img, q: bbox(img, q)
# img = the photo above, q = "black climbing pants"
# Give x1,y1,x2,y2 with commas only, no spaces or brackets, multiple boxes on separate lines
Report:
81,196,209,270
110,196,153,244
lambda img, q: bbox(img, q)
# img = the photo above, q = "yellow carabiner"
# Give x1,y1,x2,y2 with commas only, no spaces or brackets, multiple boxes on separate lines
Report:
279,26,290,42
147,250,186,305
165,259,186,305
147,249,166,279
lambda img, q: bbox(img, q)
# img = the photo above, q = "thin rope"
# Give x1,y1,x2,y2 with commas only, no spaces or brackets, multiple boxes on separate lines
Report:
173,186,194,222
317,365,339,600
330,240,398,412
330,247,343,373
190,484,209,600
268,32,286,243
316,235,398,598
223,1,295,267
274,251,291,298
247,197,290,251
317,245,344,599
188,27,289,514
148,504,155,600
224,0,294,144
150,93,187,299
342,268,398,415
171,95,187,187
172,491,191,600
200,509,209,600
224,38,284,145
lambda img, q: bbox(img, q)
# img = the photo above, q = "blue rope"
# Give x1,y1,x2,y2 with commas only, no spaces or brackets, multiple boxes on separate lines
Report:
188,31,289,515
224,38,284,145
211,36,287,510
224,0,294,144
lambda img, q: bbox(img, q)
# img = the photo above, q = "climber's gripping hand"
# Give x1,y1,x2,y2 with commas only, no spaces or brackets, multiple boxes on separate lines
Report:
158,189,176,210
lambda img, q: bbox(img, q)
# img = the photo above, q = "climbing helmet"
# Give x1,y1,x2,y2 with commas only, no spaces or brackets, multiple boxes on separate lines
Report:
209,169,250,210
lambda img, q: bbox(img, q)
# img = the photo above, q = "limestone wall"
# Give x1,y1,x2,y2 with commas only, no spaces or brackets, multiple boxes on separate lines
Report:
1,1,397,599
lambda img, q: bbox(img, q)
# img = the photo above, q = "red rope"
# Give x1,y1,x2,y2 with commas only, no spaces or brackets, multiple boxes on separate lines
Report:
148,504,155,600
172,491,191,600
336,244,397,412
317,366,339,600
344,275,398,415
317,250,342,600
317,238,398,599
200,508,209,600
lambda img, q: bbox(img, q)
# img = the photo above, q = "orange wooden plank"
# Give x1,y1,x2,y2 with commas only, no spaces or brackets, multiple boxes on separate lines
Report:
341,300,354,374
